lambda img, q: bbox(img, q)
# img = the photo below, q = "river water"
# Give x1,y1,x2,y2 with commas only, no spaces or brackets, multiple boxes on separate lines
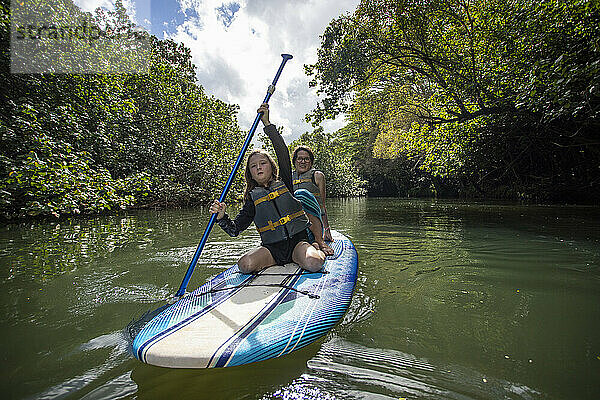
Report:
1,198,599,399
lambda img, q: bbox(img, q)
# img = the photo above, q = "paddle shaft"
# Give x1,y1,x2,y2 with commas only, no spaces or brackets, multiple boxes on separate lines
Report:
175,54,293,298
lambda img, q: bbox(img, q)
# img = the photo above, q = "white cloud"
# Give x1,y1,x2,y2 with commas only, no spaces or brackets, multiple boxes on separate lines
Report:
74,0,359,140
169,0,359,140
74,0,151,29
74,0,113,13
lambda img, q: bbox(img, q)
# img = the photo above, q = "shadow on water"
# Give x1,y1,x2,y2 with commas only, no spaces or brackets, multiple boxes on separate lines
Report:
129,341,324,400
30,327,325,400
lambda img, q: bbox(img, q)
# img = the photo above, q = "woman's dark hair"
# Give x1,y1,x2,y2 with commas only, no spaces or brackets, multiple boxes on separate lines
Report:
243,149,278,200
292,146,315,165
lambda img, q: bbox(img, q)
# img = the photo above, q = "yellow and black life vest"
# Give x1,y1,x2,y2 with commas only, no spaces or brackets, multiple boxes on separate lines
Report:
292,169,321,204
250,180,309,244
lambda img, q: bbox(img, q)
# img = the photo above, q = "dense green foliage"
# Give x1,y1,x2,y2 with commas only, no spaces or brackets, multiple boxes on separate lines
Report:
307,0,600,202
1,1,244,219
4,0,598,221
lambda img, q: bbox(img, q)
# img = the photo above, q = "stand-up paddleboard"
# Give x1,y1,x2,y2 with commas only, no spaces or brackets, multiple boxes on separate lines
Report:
130,230,358,368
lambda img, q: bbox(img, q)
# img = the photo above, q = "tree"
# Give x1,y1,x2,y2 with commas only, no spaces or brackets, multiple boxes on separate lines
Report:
307,0,600,202
1,0,244,218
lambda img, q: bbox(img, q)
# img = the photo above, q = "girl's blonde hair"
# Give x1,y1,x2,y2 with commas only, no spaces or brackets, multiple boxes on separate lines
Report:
243,149,278,200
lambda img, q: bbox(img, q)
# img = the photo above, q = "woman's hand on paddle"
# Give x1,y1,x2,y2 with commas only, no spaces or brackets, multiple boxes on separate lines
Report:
257,103,270,126
210,200,226,220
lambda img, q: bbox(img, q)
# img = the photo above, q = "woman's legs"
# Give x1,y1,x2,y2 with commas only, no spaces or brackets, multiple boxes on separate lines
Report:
237,246,276,274
292,241,325,272
305,214,334,255
294,189,334,256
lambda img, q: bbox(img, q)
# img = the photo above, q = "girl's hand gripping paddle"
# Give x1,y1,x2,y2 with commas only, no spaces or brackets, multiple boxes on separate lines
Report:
174,54,293,299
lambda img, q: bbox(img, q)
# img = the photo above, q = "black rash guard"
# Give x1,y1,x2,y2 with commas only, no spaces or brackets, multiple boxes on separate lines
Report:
216,124,293,238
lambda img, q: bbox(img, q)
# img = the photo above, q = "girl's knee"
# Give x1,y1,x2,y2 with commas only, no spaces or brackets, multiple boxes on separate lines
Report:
238,255,254,274
304,252,325,272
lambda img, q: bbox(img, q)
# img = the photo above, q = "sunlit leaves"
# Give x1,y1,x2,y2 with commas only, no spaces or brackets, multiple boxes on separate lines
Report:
308,0,600,201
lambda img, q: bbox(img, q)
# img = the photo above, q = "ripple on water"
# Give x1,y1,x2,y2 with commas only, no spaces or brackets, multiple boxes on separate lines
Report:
262,337,541,400
68,272,171,317
29,331,134,400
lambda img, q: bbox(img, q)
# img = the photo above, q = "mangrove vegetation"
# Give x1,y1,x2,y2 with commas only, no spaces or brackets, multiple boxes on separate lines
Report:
2,0,599,220
306,0,600,202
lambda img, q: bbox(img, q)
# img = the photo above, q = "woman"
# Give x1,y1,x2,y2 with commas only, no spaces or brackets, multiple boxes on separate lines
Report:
209,103,326,273
292,146,334,251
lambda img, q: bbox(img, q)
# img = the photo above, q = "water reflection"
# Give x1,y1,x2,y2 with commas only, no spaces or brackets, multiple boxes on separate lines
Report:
0,215,158,282
1,199,599,399
322,198,600,399
266,337,541,400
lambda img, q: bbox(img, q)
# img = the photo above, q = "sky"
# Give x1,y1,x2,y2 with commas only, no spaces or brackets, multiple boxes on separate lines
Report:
75,0,360,141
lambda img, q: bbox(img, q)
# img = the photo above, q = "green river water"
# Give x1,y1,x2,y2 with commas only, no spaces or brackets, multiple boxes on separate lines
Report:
1,198,599,399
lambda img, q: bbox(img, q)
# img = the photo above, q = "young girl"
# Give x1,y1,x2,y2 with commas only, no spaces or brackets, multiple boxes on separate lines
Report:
209,103,326,273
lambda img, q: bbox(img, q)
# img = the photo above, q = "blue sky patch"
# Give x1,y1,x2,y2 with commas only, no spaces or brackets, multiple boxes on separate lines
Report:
216,2,240,28
149,0,198,37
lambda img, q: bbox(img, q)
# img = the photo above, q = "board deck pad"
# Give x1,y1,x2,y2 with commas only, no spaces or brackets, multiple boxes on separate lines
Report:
131,230,358,368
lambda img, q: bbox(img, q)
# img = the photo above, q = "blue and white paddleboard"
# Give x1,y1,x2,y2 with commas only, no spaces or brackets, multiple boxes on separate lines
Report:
131,230,358,368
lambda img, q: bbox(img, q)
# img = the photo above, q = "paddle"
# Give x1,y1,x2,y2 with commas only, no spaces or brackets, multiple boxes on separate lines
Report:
174,54,294,299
